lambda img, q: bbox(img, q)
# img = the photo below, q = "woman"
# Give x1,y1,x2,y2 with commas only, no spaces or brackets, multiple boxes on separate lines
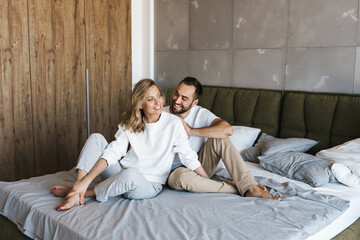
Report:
53,79,209,210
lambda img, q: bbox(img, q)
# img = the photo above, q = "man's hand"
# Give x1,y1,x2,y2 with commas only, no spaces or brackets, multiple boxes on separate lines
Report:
178,116,193,136
193,165,210,179
224,180,236,186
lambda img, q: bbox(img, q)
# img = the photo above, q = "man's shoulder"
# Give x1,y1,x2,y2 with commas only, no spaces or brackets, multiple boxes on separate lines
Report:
193,105,215,116
190,105,219,126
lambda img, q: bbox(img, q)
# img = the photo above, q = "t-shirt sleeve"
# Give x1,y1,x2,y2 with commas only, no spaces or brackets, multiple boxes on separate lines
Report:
100,126,129,166
200,107,219,127
173,119,201,170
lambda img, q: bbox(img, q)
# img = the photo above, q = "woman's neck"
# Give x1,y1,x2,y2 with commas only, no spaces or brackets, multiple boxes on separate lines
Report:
144,113,161,123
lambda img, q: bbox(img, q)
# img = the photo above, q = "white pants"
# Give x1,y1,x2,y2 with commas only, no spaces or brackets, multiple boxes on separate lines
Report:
76,133,163,201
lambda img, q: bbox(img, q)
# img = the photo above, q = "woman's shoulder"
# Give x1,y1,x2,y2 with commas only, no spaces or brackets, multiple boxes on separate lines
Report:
161,111,182,124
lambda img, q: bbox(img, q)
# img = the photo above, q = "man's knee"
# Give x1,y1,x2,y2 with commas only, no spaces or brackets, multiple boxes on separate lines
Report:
168,167,193,190
206,137,231,146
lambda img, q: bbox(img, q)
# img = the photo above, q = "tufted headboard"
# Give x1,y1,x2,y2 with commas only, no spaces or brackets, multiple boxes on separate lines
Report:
279,91,360,154
168,85,360,154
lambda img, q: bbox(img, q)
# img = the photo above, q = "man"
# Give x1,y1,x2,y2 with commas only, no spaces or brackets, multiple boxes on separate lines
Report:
164,77,280,200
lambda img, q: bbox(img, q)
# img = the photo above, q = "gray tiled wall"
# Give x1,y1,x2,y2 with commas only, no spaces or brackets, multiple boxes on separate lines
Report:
154,0,360,94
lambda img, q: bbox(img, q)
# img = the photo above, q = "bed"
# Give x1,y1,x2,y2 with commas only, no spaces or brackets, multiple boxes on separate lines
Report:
1,86,360,239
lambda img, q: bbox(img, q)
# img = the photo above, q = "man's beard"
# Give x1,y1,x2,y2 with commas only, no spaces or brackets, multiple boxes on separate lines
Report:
171,100,194,114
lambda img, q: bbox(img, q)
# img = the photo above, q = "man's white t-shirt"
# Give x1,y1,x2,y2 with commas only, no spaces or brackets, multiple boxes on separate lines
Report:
163,105,219,169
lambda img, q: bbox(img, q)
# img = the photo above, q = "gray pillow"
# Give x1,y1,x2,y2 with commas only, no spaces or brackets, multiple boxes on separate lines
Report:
258,152,336,187
241,133,319,163
240,133,273,162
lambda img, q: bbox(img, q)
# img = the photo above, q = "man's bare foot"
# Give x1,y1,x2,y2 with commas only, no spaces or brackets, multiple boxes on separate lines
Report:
52,185,71,197
258,183,269,193
245,184,282,201
56,194,81,211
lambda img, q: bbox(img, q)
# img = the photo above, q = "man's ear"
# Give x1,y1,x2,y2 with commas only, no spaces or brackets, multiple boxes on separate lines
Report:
193,99,199,106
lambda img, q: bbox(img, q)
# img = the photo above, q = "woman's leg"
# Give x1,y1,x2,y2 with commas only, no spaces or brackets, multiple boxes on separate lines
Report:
56,187,96,211
56,168,162,210
76,133,109,173
53,133,121,197
94,168,163,202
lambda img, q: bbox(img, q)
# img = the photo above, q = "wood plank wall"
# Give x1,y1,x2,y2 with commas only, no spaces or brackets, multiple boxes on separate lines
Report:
0,0,34,181
86,0,132,141
0,0,131,181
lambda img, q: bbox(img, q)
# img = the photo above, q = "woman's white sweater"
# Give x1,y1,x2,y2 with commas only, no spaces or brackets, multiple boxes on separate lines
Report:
101,112,201,184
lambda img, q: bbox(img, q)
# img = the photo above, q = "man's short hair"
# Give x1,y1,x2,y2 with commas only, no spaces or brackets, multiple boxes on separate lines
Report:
179,77,203,100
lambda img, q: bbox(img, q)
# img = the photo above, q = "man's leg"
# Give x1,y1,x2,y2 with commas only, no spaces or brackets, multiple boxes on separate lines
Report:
169,137,281,200
199,137,282,200
167,167,238,194
199,137,257,196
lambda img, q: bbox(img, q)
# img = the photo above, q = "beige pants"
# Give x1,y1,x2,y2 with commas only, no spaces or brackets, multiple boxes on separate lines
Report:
167,137,257,196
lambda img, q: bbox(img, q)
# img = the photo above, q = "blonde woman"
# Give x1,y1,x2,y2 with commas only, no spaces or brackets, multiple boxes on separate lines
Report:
53,79,208,210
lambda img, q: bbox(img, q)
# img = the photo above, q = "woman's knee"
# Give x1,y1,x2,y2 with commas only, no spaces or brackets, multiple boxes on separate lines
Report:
88,133,108,146
125,183,163,200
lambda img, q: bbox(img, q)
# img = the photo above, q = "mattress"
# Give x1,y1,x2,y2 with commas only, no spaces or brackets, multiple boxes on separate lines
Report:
245,162,360,240
0,163,359,240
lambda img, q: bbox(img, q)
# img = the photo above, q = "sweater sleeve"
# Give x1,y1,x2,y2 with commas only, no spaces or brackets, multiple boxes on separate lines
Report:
173,120,201,170
100,127,129,166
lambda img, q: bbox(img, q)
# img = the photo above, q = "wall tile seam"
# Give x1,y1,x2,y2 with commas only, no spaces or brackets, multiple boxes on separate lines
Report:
283,0,291,91
154,50,189,53
353,0,360,92
156,46,358,52
352,47,358,93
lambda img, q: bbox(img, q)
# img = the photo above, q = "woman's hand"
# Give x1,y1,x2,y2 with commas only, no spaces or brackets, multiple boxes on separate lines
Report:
67,179,90,205
66,158,109,205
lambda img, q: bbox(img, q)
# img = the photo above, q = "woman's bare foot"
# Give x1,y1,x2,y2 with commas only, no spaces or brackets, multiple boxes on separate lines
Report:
52,185,71,197
245,184,282,201
56,194,81,211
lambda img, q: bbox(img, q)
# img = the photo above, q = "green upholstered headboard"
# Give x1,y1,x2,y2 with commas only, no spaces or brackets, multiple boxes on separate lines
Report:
167,86,360,153
279,91,360,154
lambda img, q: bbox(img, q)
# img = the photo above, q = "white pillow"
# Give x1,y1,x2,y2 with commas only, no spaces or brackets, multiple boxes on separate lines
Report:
218,126,261,168
316,138,360,188
229,126,261,152
331,163,360,188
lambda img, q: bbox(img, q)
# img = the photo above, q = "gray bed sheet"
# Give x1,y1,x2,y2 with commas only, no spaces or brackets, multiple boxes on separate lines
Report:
0,170,349,240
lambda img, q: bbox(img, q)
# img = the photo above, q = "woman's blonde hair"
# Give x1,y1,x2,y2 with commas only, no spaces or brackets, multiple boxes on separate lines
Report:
120,78,164,133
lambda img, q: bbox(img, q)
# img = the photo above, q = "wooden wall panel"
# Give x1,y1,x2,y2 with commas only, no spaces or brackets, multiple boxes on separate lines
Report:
0,0,34,181
86,0,132,141
28,0,87,176
0,0,131,181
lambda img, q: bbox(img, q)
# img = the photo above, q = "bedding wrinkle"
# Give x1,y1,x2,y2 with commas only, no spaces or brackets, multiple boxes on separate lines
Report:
0,167,357,240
